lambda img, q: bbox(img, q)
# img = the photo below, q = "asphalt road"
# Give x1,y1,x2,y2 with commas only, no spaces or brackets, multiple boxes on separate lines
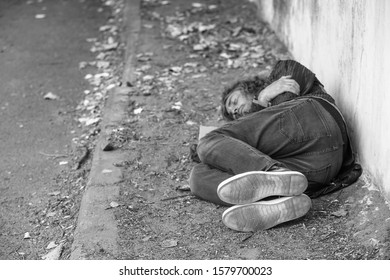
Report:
0,0,106,259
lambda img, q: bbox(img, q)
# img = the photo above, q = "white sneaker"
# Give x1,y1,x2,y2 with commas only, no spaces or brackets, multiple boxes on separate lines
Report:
217,170,308,205
221,194,311,232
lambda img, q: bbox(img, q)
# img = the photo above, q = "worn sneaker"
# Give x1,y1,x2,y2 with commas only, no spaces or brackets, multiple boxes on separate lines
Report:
217,170,308,204
221,194,311,232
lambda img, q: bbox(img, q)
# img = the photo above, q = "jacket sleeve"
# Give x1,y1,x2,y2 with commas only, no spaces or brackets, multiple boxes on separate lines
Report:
267,60,335,105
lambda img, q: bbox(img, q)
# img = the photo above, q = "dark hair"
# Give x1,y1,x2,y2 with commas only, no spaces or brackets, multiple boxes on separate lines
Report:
221,76,268,120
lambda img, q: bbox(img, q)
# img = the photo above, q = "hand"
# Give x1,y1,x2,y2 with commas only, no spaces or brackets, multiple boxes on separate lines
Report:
255,75,300,107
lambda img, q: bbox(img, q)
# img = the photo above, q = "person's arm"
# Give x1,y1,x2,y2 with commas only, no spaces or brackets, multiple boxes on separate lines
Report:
254,75,300,107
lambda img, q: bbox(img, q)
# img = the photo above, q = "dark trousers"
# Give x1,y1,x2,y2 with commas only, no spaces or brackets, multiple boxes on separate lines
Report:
190,98,345,205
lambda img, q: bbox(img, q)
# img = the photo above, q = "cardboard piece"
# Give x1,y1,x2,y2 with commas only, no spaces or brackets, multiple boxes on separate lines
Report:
199,125,218,140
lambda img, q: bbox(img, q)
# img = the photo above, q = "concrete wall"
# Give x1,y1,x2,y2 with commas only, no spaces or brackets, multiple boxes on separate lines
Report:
254,0,390,198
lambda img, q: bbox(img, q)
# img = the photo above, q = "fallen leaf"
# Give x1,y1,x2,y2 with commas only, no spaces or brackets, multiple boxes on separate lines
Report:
331,209,348,217
177,184,191,191
97,61,110,69
42,243,63,260
142,236,151,242
186,120,196,126
192,3,203,8
134,108,143,114
143,24,154,29
169,66,182,73
101,42,119,51
166,24,182,38
110,201,119,208
142,75,154,81
46,212,56,217
106,83,116,90
78,117,100,126
43,92,59,100
79,61,88,69
161,239,177,248
46,241,57,250
193,44,207,51
99,25,117,32
48,191,61,196
369,238,379,247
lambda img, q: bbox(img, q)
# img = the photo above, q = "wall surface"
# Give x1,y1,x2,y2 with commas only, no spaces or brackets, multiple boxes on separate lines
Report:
254,0,390,198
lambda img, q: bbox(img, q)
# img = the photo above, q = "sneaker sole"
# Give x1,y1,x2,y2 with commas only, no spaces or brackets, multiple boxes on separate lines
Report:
221,194,311,232
217,170,308,204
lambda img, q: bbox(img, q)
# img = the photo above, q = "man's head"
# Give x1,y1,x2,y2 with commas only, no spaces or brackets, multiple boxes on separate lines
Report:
221,76,268,121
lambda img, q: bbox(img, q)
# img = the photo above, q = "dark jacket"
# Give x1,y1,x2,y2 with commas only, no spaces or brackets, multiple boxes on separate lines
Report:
266,60,362,198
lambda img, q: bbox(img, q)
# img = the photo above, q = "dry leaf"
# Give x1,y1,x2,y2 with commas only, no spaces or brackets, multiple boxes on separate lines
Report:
46,212,56,217
161,239,177,248
109,201,119,208
42,243,63,260
331,209,348,217
46,241,57,250
134,108,143,114
48,191,61,196
142,236,152,242
177,184,191,191
192,3,203,8
35,14,46,19
43,92,59,100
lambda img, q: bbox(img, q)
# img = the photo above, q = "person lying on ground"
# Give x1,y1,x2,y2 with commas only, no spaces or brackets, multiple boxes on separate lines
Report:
189,60,362,232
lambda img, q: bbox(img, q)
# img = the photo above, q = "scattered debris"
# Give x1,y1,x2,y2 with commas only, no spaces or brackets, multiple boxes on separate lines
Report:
160,194,193,201
331,209,348,217
176,184,190,191
71,145,89,170
161,239,177,248
105,201,121,210
46,241,57,250
39,152,68,159
35,14,46,19
43,92,59,100
48,191,61,196
46,212,56,218
134,108,143,114
42,243,64,260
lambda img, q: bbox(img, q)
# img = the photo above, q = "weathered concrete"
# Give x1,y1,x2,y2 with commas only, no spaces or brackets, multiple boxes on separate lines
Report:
254,0,390,200
70,0,141,259
70,87,130,259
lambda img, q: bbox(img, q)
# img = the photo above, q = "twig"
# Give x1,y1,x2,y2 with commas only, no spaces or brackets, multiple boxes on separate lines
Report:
241,232,255,242
39,152,68,158
160,194,193,201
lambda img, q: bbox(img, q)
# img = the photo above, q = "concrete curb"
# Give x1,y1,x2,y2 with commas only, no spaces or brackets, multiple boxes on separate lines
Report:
70,0,141,260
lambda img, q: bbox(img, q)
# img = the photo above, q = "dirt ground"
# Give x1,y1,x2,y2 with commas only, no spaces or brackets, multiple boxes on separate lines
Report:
109,0,390,260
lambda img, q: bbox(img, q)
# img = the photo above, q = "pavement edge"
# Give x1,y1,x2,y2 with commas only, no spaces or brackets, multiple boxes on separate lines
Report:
70,0,141,260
